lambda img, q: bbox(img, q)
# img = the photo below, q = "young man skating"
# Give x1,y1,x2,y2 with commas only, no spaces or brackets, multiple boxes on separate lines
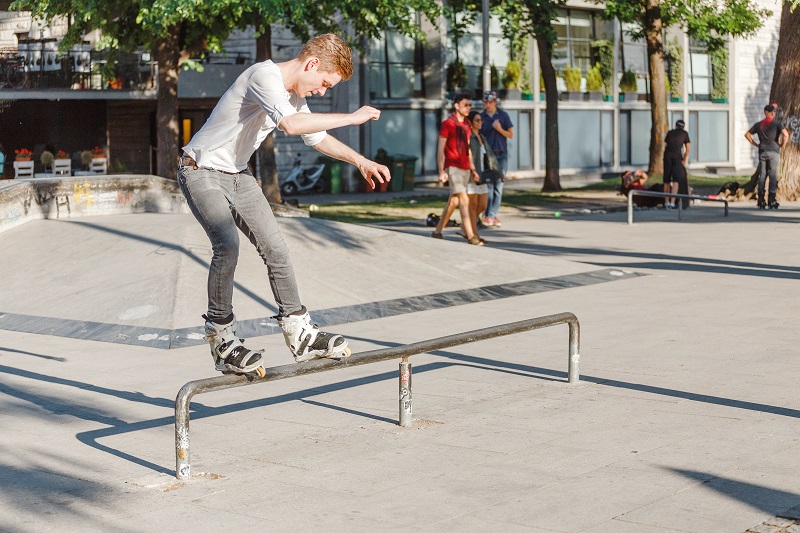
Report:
179,34,390,375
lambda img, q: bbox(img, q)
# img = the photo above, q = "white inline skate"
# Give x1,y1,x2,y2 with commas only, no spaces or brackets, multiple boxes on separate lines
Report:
275,307,351,363
203,314,266,378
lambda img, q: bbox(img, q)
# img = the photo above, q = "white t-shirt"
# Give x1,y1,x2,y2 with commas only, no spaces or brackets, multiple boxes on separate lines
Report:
183,61,327,173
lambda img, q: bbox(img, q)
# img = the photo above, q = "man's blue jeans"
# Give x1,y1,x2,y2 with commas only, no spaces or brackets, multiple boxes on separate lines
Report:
178,166,302,321
485,153,507,219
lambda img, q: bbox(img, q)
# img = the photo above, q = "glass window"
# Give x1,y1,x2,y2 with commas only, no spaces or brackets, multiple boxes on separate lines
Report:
620,110,650,165
620,23,647,89
445,13,509,92
540,109,607,168
370,30,421,99
370,110,423,173
695,111,728,162
553,9,597,75
689,38,711,101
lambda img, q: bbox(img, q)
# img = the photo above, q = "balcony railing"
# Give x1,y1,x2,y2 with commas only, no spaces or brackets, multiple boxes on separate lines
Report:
0,42,157,91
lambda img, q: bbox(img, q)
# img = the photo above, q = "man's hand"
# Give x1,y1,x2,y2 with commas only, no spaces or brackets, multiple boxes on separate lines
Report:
357,157,391,190
493,119,502,131
350,106,381,126
472,170,480,182
439,170,449,183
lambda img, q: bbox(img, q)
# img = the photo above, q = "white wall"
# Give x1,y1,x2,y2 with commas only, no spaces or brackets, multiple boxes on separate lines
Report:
731,0,782,170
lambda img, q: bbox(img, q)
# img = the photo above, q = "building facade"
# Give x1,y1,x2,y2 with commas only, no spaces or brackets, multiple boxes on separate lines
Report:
0,0,784,183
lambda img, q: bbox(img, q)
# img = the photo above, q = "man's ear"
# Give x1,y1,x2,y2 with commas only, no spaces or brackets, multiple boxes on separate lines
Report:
304,57,319,71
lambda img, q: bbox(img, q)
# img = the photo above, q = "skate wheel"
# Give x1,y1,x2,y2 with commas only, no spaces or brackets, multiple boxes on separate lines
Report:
342,347,352,358
254,366,266,379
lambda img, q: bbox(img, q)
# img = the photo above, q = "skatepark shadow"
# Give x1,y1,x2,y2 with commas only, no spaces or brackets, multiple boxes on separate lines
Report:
0,456,135,532
490,238,800,280
9,334,799,477
669,468,800,518
65,219,278,314
0,346,66,361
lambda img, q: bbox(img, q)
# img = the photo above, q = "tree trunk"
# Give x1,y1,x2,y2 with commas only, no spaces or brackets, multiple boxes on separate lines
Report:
772,2,800,201
254,25,283,204
153,30,181,179
644,0,667,177
538,35,561,192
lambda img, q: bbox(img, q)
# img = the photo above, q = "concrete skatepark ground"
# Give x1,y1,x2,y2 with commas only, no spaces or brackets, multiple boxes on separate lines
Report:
1,197,799,532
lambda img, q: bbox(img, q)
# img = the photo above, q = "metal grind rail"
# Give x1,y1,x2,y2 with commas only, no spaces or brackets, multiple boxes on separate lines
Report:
628,190,729,224
175,312,580,480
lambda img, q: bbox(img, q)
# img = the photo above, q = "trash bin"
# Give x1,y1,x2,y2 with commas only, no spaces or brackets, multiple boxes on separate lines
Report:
390,154,418,191
387,157,405,193
317,156,342,194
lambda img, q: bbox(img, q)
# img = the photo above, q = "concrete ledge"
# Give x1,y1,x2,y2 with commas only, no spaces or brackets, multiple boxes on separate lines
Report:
0,174,189,234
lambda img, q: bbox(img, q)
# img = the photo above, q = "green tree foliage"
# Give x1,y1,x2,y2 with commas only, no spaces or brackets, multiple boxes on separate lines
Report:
601,0,768,175
11,0,442,180
495,0,566,192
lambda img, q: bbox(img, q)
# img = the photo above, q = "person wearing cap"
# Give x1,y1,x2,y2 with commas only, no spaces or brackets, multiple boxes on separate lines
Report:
480,90,514,227
745,103,789,209
662,119,690,209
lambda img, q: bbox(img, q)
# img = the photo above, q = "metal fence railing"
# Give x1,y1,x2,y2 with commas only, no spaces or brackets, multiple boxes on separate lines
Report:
175,312,581,480
628,190,729,225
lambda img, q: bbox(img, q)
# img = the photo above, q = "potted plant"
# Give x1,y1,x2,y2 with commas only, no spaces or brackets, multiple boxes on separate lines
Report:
91,146,105,158
13,148,34,178
591,39,614,101
14,148,32,161
40,150,54,172
710,46,728,103
446,59,467,93
55,149,70,161
501,60,522,99
666,40,683,102
585,66,604,101
81,150,94,169
619,69,639,102
563,65,582,101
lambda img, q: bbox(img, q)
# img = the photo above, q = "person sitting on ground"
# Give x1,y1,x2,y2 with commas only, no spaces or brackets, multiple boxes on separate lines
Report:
621,169,662,207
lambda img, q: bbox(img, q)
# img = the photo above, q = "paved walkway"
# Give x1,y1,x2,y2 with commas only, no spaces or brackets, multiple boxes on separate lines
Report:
1,199,799,532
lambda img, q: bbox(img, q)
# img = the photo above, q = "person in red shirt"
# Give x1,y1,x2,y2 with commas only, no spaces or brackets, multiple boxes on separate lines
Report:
432,92,482,245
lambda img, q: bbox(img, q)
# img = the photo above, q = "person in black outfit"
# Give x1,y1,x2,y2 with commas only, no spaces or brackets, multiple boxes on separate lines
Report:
663,119,690,209
745,103,790,209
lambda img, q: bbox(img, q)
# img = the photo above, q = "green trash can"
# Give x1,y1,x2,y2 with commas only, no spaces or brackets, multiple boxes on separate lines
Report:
318,156,343,194
390,154,418,191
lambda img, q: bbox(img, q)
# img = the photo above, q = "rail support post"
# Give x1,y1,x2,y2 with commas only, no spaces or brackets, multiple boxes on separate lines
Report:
399,356,412,427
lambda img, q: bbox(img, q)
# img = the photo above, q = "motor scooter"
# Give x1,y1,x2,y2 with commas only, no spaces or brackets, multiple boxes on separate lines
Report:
279,153,326,195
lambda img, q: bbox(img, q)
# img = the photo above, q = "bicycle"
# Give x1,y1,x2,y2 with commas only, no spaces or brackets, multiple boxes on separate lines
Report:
0,55,28,89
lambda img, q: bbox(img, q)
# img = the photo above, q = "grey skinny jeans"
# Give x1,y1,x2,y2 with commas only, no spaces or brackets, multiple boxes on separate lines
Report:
177,166,302,321
758,150,780,198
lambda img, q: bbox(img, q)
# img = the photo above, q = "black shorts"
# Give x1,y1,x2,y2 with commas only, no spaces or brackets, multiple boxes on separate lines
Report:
663,155,685,184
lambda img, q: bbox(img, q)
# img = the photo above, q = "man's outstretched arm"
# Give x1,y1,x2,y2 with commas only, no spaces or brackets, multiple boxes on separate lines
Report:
313,135,391,189
279,106,381,135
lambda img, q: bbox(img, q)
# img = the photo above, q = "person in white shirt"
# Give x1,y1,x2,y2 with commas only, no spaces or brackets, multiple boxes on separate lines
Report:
179,33,390,376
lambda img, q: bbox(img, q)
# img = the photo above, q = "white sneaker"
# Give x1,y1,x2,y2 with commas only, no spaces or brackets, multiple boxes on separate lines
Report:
275,308,351,362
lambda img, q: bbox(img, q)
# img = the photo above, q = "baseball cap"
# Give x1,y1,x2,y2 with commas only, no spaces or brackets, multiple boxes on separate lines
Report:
483,90,498,102
764,104,775,112
676,119,685,128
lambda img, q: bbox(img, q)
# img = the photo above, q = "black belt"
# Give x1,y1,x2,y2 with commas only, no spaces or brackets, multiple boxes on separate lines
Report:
178,155,240,175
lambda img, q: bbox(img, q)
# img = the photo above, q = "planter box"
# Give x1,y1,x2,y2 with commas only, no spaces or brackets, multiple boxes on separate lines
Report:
711,98,728,104
499,89,521,100
621,92,640,102
603,95,613,102
561,91,583,101
13,160,34,179
670,96,683,102
521,93,533,101
586,91,603,101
